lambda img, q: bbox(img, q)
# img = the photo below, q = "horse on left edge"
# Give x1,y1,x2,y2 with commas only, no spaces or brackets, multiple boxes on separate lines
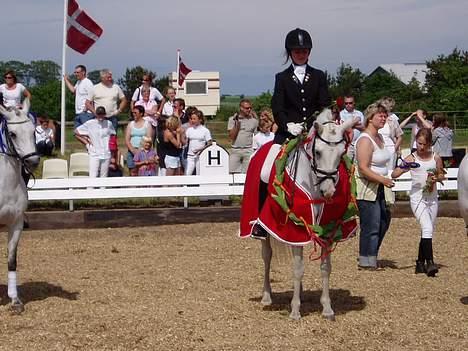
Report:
0,98,40,313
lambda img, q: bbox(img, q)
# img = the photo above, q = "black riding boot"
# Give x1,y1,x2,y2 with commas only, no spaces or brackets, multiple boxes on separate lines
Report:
415,239,426,274
422,238,438,277
251,181,268,240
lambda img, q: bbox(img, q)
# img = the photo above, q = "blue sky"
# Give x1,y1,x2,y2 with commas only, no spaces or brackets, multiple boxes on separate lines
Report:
2,0,467,95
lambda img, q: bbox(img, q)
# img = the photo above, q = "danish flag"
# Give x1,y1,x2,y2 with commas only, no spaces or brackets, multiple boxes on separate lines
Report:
67,0,103,54
178,57,192,87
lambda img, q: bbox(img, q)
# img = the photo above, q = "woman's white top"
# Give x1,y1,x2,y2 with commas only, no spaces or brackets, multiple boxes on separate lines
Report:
356,132,391,176
0,83,26,108
409,153,437,198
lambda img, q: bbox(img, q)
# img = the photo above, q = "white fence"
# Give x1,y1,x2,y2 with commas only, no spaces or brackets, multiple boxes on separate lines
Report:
27,168,459,211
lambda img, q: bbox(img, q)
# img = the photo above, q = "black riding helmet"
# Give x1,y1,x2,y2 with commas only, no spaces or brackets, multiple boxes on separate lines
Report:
285,28,312,52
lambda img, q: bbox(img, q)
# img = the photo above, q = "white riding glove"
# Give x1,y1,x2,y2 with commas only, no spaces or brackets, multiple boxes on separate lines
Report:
287,122,305,136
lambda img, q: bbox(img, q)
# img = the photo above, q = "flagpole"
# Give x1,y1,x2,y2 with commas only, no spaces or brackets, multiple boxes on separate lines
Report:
176,49,180,96
60,0,68,155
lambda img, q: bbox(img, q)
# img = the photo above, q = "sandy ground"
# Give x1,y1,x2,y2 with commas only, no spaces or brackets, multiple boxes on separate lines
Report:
0,218,467,351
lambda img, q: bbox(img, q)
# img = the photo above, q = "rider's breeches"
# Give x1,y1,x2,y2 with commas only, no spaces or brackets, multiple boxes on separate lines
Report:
410,194,438,239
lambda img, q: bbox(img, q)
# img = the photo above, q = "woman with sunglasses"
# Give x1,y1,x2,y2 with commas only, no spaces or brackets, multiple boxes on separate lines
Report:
130,74,164,114
0,70,31,108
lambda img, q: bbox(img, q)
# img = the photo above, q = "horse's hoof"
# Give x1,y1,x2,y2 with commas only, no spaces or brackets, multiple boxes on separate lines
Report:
323,314,335,321
10,300,25,315
289,311,301,320
261,295,272,306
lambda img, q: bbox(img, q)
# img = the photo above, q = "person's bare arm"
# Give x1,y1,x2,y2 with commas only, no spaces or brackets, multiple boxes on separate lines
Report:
85,99,95,115
228,117,240,142
63,75,76,94
399,112,416,129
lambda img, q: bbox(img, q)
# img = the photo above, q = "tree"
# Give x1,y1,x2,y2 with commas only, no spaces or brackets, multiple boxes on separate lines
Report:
359,72,408,110
252,91,272,113
29,60,61,85
87,69,101,84
29,80,75,120
425,48,468,111
329,63,366,102
0,60,32,85
117,66,157,100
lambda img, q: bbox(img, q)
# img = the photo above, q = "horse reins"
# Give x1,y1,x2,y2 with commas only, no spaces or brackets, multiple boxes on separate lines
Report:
309,121,348,186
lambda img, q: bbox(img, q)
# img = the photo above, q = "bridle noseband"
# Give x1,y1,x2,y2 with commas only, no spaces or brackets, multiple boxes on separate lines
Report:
309,121,348,185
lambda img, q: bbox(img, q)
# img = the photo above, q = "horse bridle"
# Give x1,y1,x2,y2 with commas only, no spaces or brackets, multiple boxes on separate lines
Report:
309,121,348,185
0,117,39,174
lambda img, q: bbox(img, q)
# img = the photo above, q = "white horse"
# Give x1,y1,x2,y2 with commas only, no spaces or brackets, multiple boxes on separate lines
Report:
458,154,468,236
241,109,358,320
0,98,39,313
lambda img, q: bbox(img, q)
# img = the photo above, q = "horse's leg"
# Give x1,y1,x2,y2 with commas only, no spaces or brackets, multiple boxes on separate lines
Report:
7,220,25,314
320,248,335,321
261,236,273,305
290,246,304,320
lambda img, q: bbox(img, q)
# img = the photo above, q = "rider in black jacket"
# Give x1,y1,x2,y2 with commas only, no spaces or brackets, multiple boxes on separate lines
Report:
251,28,331,239
271,28,331,144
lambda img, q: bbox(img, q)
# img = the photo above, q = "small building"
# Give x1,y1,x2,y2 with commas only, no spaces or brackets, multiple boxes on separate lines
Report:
169,71,220,116
368,63,428,87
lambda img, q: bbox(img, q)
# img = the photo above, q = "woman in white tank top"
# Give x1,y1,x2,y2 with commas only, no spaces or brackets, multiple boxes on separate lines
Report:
355,103,395,270
392,128,445,277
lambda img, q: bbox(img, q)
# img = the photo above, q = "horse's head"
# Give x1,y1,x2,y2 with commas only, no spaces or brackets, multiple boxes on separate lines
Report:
306,109,355,199
0,98,40,171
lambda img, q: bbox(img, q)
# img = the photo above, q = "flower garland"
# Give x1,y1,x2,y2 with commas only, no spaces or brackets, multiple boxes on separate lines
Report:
271,134,359,248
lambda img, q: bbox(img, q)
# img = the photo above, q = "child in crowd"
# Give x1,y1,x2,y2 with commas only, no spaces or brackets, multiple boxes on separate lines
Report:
259,108,278,133
432,113,454,167
162,87,176,117
134,136,158,176
184,110,212,175
391,128,445,277
35,118,55,156
75,106,116,178
400,109,432,152
253,118,274,151
162,116,184,176
108,135,123,177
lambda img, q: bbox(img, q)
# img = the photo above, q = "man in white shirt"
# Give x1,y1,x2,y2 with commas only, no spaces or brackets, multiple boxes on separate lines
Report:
339,95,365,161
85,69,127,132
64,65,94,128
75,106,116,178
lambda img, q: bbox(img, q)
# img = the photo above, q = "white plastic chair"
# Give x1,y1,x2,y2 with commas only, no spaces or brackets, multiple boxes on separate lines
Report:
69,152,89,177
42,159,68,179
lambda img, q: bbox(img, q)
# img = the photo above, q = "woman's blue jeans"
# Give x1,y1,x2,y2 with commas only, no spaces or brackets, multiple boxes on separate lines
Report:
357,185,392,267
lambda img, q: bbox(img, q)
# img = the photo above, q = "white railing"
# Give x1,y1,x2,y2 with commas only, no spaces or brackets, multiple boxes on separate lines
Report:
27,168,459,210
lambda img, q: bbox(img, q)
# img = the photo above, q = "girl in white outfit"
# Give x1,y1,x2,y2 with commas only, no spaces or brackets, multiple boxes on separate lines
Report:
184,110,212,175
392,128,445,277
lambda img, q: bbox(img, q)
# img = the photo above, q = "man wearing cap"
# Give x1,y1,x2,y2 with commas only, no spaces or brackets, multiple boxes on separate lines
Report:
75,106,116,178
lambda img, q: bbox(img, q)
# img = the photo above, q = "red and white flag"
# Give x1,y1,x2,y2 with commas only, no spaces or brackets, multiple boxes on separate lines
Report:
178,57,192,87
67,0,103,54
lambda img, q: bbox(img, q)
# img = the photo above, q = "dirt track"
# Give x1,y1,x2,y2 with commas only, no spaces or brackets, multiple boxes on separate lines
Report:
0,218,467,350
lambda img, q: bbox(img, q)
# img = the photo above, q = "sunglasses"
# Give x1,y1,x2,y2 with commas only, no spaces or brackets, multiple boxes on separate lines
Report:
4,76,13,79
344,102,354,105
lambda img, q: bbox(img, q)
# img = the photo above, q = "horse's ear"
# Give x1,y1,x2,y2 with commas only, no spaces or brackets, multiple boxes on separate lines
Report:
22,98,30,114
340,117,356,132
314,121,323,134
